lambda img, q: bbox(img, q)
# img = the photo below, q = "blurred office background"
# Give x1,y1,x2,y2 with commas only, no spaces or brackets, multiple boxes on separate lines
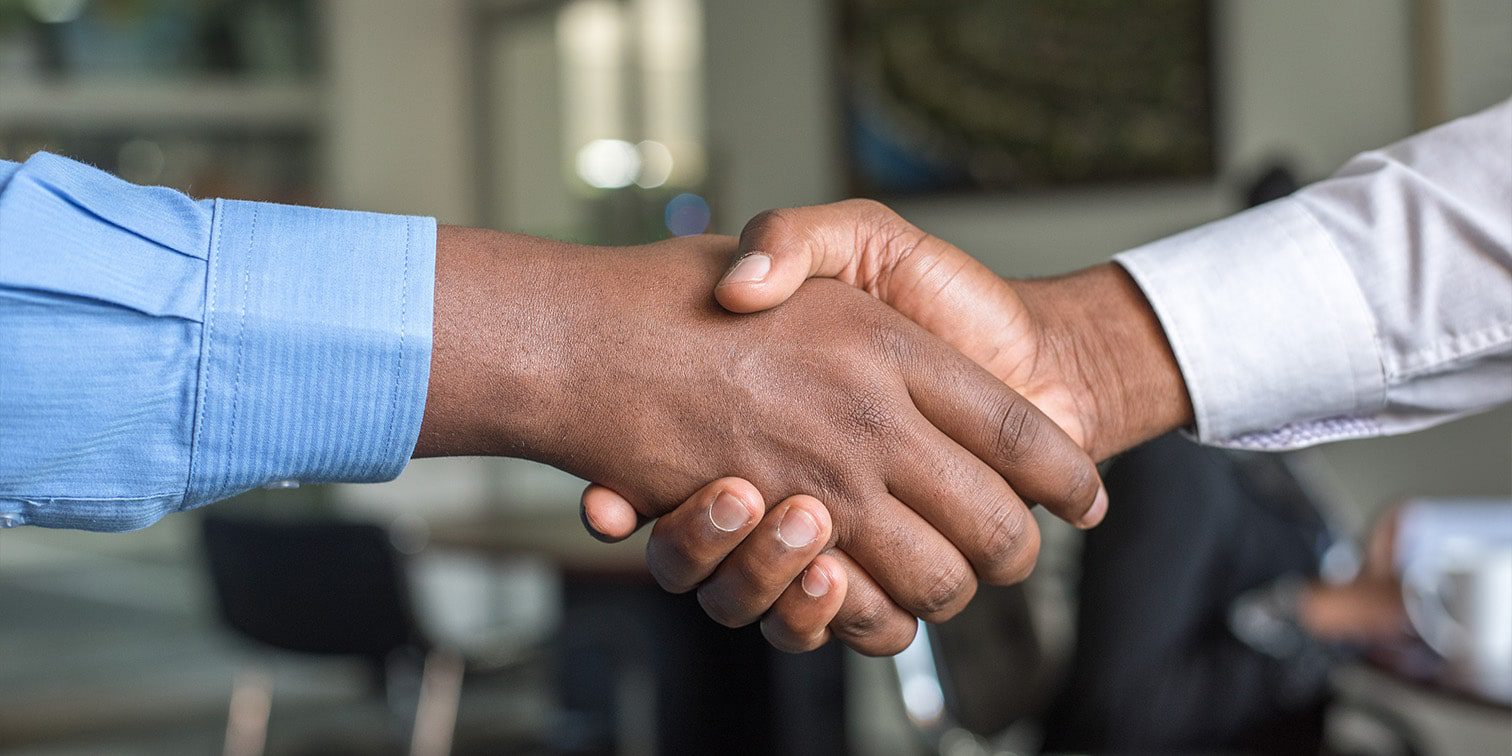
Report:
1,0,1509,754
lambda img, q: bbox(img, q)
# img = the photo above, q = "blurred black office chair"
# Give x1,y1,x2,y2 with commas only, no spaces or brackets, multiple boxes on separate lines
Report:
201,514,464,756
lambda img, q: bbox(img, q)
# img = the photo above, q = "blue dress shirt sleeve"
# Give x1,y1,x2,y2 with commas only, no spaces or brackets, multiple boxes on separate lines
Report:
0,152,435,531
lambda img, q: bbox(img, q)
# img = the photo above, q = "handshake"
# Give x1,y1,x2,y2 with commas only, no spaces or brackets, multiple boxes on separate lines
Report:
416,199,1193,655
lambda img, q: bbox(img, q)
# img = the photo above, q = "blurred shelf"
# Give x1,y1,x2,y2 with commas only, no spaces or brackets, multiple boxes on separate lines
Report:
0,77,322,131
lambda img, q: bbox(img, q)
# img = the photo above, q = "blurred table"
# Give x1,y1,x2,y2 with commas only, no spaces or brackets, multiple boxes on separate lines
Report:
1334,652,1512,756
426,508,847,755
1361,643,1512,713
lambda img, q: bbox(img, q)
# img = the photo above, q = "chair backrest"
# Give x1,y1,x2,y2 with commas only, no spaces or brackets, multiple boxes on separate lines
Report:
201,514,426,660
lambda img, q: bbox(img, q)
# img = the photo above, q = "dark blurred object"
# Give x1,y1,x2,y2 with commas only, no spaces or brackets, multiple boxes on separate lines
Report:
840,0,1215,196
1041,434,1341,754
553,570,847,755
891,584,1051,753
1245,161,1303,207
933,585,1047,734
202,516,426,660
201,515,463,756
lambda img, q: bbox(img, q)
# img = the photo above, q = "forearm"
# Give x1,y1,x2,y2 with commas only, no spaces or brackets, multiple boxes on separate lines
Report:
1016,263,1194,460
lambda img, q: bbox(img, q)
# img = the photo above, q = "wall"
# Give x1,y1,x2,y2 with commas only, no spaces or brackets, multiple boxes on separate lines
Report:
323,0,476,224
703,0,1512,518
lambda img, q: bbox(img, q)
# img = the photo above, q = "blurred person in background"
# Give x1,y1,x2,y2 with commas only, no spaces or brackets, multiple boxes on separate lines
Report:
1037,451,1511,753
1038,435,1398,754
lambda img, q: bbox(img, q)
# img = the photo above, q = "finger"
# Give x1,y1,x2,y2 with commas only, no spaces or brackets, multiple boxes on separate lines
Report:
717,199,900,313
643,478,765,593
696,495,834,628
824,549,920,656
837,490,978,623
887,420,1044,586
900,334,1106,529
760,552,848,653
580,484,649,543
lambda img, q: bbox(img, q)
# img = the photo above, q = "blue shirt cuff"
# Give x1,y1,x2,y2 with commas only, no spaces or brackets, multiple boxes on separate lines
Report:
186,199,435,506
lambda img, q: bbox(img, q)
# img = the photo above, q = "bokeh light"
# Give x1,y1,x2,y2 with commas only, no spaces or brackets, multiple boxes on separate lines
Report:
25,0,88,24
664,192,710,236
635,140,674,188
117,139,166,185
575,138,640,189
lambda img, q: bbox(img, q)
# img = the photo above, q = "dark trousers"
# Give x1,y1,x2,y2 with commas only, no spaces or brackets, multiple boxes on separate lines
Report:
1041,434,1333,754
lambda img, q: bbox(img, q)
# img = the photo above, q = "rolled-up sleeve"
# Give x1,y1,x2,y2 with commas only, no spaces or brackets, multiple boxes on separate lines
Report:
0,152,434,531
1115,100,1512,449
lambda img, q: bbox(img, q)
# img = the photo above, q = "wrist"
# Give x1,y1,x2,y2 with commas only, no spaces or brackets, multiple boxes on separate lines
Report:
414,225,575,459
1016,263,1193,459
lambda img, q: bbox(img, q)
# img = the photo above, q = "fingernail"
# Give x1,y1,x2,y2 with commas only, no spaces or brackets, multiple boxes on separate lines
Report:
778,506,820,548
1078,487,1109,529
709,492,751,532
802,566,831,597
720,252,771,285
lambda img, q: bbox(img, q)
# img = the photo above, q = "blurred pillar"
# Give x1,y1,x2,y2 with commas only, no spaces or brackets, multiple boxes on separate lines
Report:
701,0,842,232
320,0,476,225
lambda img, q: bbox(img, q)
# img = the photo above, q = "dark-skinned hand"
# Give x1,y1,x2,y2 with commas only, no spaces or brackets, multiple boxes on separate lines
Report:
417,226,1105,655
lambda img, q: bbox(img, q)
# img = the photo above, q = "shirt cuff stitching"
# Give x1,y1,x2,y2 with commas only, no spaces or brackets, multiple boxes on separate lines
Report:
5,491,184,503
185,200,224,503
224,205,258,476
1395,320,1512,378
381,217,413,463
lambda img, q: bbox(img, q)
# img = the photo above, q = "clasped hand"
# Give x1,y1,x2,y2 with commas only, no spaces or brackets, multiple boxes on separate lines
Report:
573,201,1124,654
418,204,1147,656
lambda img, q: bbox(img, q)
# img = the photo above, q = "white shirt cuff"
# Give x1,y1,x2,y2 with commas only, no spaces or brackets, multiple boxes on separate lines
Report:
1113,198,1387,447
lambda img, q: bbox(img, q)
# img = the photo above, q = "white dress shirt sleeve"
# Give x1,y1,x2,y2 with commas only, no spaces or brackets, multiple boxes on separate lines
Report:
1113,99,1512,450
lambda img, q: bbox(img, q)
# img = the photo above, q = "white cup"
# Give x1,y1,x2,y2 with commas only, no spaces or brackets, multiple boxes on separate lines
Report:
1403,544,1512,701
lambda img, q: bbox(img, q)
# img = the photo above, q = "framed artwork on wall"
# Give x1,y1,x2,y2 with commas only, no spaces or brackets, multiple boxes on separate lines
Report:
839,0,1216,197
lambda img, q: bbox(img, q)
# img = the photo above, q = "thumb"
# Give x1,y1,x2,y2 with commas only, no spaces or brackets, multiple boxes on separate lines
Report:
715,199,899,314
580,483,648,543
